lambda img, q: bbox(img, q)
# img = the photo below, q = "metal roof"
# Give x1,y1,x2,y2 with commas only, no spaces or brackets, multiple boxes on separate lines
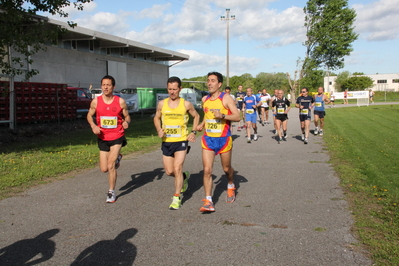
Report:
49,18,189,62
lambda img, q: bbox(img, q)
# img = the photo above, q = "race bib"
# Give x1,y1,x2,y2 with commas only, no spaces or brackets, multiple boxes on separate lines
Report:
300,109,309,115
277,108,285,114
246,109,254,114
262,100,267,103
165,125,182,138
206,119,222,133
315,102,322,107
100,116,117,128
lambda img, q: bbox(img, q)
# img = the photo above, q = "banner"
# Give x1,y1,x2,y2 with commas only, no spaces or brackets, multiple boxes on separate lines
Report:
332,90,369,100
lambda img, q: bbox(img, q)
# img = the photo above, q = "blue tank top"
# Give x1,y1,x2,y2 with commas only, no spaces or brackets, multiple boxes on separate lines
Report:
314,94,324,111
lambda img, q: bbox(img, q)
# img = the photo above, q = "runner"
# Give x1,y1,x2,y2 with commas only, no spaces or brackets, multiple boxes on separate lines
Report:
259,89,271,125
243,87,261,143
256,90,262,123
197,72,240,212
343,89,348,104
225,87,236,133
313,87,330,136
295,87,314,144
235,85,246,131
87,75,130,203
153,77,200,210
369,89,374,104
272,90,291,144
271,89,279,134
329,91,335,108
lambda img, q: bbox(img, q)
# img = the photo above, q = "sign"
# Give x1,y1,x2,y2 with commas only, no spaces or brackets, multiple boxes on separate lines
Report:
332,90,369,100
156,93,169,104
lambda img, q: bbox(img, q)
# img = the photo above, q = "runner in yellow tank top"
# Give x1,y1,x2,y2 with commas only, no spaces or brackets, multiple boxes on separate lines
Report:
196,72,240,212
154,77,200,210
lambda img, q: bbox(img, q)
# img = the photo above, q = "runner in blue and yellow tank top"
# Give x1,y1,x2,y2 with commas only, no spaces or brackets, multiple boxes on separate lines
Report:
196,72,240,213
313,87,330,136
154,77,200,210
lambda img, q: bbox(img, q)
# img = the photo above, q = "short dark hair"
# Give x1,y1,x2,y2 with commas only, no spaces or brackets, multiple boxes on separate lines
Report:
167,76,182,87
225,86,231,91
207,71,223,83
101,75,116,86
301,87,309,92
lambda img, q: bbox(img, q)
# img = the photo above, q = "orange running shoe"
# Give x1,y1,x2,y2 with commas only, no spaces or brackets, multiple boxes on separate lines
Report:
199,199,215,212
227,187,236,203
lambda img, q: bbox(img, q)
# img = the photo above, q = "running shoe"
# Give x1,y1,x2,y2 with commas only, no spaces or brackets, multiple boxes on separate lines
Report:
301,134,305,141
200,199,215,212
253,134,258,141
304,138,308,144
261,122,265,126
106,191,116,203
181,171,190,193
237,127,241,131
169,196,181,210
247,137,251,143
282,135,287,141
227,187,236,203
319,130,323,136
314,128,319,135
115,154,123,169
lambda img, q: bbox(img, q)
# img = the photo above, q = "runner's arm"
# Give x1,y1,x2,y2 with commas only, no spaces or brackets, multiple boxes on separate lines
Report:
153,100,165,138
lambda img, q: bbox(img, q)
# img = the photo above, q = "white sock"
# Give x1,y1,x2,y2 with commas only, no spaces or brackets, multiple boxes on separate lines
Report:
228,183,235,189
206,196,212,202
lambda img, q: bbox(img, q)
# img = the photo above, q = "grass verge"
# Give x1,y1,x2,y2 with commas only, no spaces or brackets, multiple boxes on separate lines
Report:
324,104,399,265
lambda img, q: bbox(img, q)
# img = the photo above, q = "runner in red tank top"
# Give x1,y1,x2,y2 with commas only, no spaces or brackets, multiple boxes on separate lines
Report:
87,75,131,203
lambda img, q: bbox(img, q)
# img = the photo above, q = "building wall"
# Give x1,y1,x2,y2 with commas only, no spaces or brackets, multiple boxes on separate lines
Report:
14,46,169,90
324,73,399,93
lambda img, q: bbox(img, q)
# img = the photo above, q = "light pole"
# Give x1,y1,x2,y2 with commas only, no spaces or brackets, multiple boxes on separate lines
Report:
221,9,235,86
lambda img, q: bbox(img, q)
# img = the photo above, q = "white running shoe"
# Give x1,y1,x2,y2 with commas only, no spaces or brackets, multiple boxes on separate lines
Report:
253,134,258,141
304,138,308,144
106,191,116,203
319,130,323,136
301,134,305,141
314,128,319,135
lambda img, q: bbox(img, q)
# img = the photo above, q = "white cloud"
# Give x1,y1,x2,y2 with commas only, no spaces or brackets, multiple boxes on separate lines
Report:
75,11,131,36
354,0,399,41
172,49,261,77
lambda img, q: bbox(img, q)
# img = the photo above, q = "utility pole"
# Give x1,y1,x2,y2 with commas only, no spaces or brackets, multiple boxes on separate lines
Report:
221,9,235,86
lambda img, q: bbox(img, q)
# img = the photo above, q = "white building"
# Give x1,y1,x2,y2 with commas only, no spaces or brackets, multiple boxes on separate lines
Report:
324,73,399,93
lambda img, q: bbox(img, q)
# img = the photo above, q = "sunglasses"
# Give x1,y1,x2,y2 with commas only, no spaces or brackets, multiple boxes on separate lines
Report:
301,91,307,93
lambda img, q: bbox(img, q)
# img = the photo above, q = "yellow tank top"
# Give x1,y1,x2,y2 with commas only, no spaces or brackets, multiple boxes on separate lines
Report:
161,98,189,142
203,92,231,137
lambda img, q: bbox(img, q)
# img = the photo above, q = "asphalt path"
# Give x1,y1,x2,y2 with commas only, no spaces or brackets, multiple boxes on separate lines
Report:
1,103,385,265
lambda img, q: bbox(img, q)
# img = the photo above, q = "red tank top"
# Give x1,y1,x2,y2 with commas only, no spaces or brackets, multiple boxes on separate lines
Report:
96,95,124,141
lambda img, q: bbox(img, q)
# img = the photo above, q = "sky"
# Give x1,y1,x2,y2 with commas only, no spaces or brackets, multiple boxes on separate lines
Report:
43,0,399,79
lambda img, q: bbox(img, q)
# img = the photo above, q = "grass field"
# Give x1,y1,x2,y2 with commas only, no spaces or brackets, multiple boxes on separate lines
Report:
324,104,399,265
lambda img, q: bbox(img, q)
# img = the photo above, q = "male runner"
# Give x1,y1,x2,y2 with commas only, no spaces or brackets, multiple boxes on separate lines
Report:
154,76,200,210
296,87,314,144
270,89,279,134
197,72,240,212
87,75,130,203
259,89,271,125
272,90,291,144
243,87,261,143
235,85,246,131
313,87,330,136
256,90,262,122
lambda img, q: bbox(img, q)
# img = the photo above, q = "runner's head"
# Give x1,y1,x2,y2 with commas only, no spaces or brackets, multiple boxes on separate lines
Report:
224,86,231,94
238,85,243,92
167,76,182,100
301,87,309,96
207,72,223,94
246,87,253,96
262,89,267,95
317,87,324,95
277,90,284,99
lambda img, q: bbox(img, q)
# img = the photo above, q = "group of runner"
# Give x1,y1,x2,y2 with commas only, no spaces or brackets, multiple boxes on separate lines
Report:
87,74,329,212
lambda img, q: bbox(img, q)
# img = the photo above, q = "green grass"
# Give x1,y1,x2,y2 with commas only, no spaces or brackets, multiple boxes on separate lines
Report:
324,105,399,265
0,114,162,198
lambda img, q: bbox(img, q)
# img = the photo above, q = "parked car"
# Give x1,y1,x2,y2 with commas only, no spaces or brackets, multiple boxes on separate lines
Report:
67,87,92,116
120,88,139,113
90,88,102,99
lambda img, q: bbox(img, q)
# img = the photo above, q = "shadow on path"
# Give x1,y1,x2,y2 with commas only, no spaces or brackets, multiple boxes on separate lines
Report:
117,168,164,199
70,228,138,266
0,229,59,266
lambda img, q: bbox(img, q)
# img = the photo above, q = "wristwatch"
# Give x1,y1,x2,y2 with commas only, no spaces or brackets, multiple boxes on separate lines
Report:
222,114,226,119
191,130,197,135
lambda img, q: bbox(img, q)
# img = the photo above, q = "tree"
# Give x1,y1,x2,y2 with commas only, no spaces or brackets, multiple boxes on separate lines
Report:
0,0,91,80
334,70,350,91
300,0,358,82
254,72,289,92
341,76,374,91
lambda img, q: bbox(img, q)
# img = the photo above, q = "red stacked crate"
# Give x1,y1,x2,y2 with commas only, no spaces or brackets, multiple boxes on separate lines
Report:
0,82,10,121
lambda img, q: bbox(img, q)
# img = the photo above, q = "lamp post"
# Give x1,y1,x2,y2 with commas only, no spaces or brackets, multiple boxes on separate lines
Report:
221,9,235,86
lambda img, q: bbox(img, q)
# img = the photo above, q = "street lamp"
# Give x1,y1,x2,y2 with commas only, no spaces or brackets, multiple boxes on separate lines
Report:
221,9,235,86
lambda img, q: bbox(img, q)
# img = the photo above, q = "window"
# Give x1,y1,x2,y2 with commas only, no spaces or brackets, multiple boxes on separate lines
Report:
71,40,77,50
377,80,387,84
393,79,399,83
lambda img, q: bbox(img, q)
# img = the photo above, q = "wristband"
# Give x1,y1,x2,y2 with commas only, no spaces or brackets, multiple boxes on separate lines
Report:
191,130,197,135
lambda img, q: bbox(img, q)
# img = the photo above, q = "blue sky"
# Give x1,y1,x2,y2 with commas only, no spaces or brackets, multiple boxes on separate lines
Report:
45,0,398,79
